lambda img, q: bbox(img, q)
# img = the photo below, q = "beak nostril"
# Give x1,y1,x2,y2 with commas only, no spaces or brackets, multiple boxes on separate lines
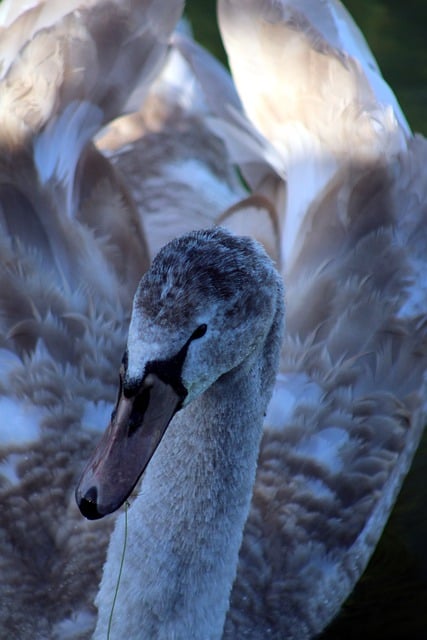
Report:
76,485,103,520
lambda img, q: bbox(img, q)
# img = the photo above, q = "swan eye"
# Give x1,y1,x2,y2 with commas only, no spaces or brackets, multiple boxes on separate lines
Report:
191,324,207,341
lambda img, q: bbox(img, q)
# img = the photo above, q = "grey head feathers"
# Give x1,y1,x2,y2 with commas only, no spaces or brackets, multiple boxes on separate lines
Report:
126,228,284,393
134,227,280,325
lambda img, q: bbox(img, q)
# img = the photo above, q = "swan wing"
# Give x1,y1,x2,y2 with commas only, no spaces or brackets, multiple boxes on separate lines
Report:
218,194,281,266
0,1,183,637
1,0,183,211
97,34,247,259
229,137,427,638
217,0,413,270
174,31,285,192
215,2,427,637
218,0,408,164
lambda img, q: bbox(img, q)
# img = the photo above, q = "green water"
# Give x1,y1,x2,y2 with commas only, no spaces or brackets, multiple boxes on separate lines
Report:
185,2,427,637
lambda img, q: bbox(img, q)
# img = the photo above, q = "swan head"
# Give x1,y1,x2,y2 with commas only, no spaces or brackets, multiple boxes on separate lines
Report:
76,227,283,519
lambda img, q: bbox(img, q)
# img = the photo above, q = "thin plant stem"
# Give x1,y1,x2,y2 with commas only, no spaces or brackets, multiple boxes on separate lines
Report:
107,501,129,640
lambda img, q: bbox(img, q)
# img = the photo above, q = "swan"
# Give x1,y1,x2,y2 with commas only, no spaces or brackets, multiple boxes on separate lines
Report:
75,2,427,639
77,226,285,639
0,0,426,638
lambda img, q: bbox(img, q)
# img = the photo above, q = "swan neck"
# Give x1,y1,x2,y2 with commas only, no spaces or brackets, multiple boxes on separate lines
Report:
95,292,284,639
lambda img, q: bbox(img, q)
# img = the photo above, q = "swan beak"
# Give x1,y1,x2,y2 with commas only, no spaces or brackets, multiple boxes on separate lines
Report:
75,373,182,520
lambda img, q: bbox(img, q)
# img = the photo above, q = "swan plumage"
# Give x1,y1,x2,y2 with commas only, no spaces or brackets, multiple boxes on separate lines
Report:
0,0,426,639
78,227,284,638
0,0,182,637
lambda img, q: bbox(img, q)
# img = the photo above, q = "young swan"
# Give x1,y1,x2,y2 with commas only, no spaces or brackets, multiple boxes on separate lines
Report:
76,227,284,639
